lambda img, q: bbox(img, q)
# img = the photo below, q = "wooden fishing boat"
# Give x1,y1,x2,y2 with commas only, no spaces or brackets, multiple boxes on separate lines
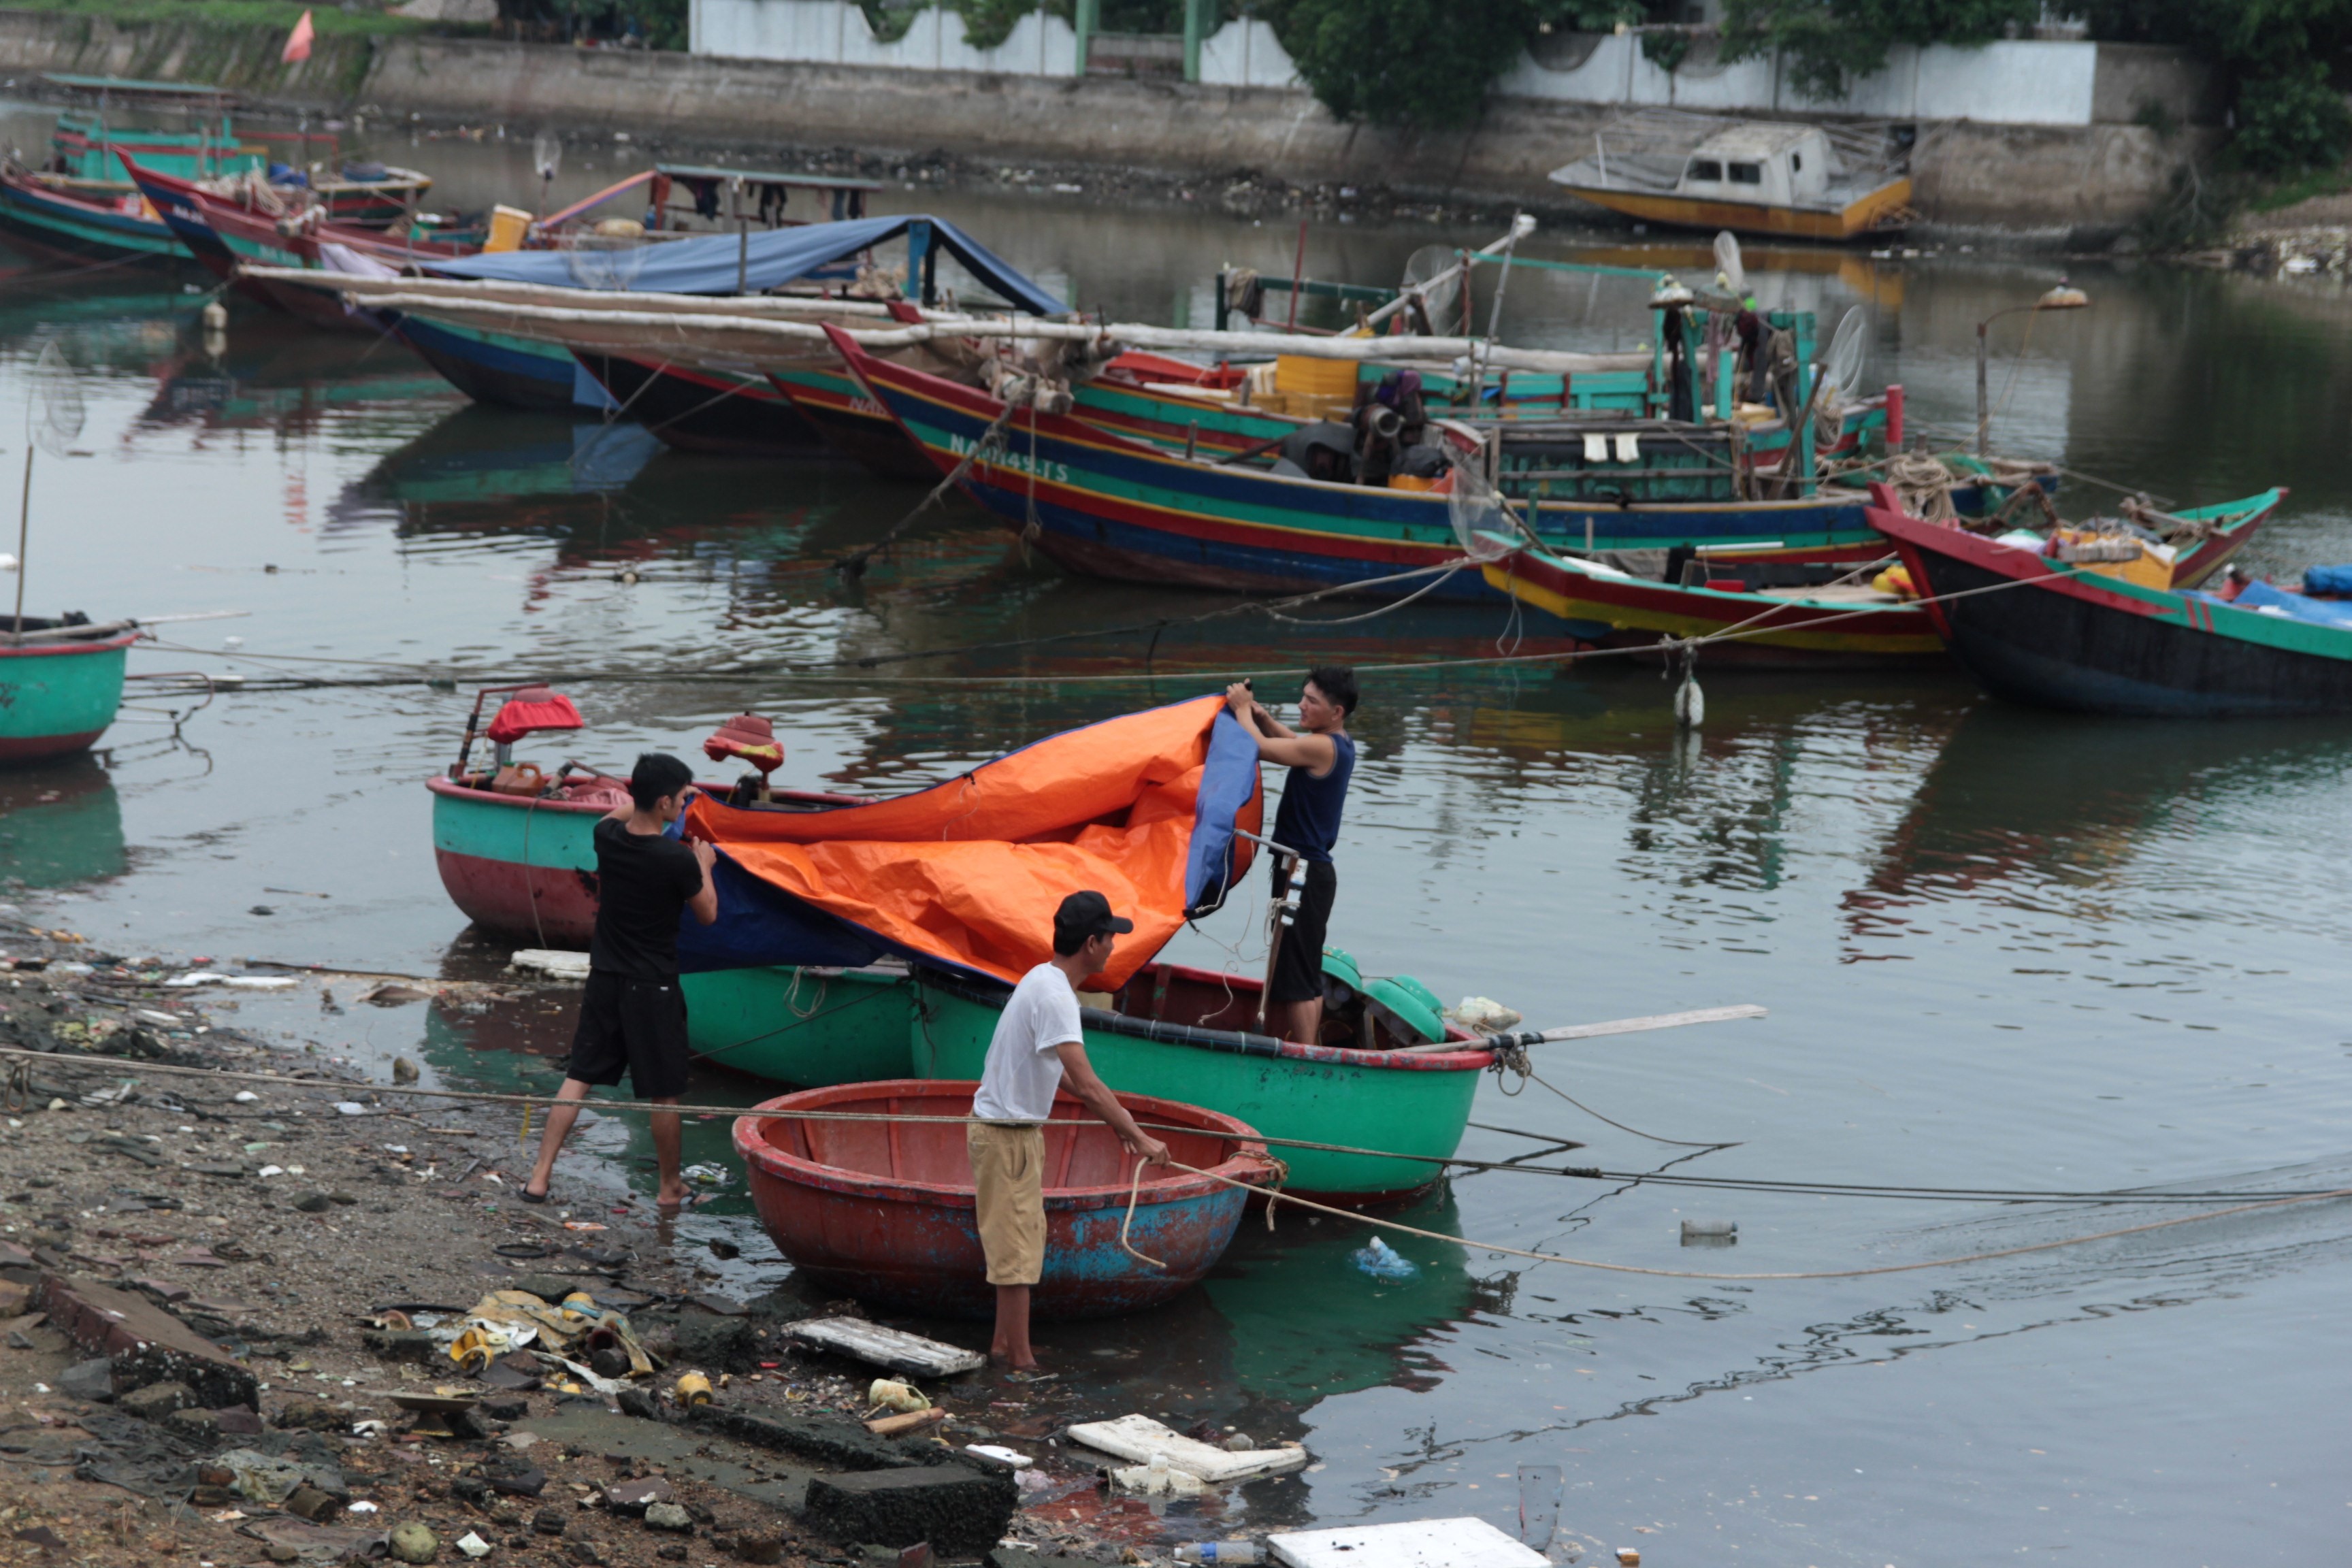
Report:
766,364,940,481
125,157,472,331
1486,543,1944,667
1064,350,1897,479
1486,488,2282,667
0,165,185,263
424,685,913,1083
735,1079,1277,1318
1869,488,2352,716
909,964,1492,1205
571,353,826,458
826,326,2014,596
0,621,138,762
1549,118,1912,241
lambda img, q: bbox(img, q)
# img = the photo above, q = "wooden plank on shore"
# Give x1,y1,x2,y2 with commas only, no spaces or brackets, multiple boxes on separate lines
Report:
785,1316,984,1378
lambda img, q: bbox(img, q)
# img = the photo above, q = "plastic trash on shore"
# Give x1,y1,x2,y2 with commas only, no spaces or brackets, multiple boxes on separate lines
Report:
510,949,591,982
1268,1518,1550,1568
868,1378,930,1414
681,1162,730,1188
1112,1451,1208,1497
1068,1415,1309,1483
1352,1237,1418,1281
966,1443,1032,1468
1175,1544,1260,1564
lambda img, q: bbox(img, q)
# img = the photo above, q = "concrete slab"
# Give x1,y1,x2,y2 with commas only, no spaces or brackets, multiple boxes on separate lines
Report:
803,1465,1018,1554
517,1404,814,1514
34,1271,257,1409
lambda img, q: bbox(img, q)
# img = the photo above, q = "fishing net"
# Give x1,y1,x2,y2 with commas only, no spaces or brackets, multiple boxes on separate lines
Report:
1445,452,1517,563
30,343,84,459
564,236,649,293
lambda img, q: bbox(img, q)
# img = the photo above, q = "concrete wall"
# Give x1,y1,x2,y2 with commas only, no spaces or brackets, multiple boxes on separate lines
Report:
689,0,1079,79
1501,34,2104,125
687,1,1301,88
691,8,2210,129
0,7,2210,240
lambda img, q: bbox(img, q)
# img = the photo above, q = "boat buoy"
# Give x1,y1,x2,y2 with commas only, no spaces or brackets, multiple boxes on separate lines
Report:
1673,671,1704,728
200,300,228,332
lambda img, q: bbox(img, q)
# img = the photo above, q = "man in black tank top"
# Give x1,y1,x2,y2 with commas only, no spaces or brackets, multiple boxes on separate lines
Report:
1226,666,1358,1045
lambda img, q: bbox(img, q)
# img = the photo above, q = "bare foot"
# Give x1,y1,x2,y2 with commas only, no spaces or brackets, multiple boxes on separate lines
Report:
657,1181,690,1209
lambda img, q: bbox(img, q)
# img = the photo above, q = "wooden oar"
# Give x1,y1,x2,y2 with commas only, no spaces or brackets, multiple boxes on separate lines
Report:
1398,1002,1765,1054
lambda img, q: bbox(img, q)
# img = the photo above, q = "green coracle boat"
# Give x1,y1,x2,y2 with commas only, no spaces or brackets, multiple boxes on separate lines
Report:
0,622,137,763
909,961,1493,1205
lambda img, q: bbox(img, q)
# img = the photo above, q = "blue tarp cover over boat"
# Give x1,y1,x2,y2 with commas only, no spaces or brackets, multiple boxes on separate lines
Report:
675,696,1263,987
427,213,1066,313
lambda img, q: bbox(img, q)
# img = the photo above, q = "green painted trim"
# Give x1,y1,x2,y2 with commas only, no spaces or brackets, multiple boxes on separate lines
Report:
429,789,600,870
681,967,913,1085
910,979,1479,1198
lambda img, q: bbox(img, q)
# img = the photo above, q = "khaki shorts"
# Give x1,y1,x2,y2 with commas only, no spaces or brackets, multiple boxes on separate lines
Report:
968,1121,1046,1288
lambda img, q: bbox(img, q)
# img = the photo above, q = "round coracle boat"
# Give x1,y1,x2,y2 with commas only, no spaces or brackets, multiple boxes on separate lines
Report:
734,1079,1277,1320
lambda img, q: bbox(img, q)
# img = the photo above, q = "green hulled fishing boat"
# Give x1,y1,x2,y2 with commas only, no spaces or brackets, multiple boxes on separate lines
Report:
909,960,1491,1205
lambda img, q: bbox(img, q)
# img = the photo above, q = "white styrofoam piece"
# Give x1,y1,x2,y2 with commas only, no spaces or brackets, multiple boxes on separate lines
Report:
510,948,592,981
785,1316,985,1377
1065,1414,1309,1483
1268,1518,1550,1568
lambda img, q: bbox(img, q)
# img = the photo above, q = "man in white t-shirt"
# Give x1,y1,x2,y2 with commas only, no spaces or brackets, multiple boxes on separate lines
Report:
969,889,1171,1372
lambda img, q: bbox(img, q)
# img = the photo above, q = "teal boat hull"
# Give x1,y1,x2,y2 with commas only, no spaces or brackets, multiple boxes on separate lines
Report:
910,970,1491,1203
0,633,133,762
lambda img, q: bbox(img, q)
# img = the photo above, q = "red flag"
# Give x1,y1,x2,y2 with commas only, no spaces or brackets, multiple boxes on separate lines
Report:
281,9,314,63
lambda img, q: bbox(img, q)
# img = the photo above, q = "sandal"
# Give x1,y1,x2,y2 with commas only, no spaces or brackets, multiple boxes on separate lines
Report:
519,1184,550,1205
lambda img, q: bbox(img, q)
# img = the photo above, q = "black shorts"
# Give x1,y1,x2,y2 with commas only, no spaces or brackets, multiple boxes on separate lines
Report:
1268,858,1337,1005
566,970,691,1100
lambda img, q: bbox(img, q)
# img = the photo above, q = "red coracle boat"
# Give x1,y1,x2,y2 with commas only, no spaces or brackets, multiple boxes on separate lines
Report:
736,1080,1278,1320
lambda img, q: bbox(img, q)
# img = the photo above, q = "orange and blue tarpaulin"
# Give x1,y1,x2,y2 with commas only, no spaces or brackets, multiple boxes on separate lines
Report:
676,695,1262,987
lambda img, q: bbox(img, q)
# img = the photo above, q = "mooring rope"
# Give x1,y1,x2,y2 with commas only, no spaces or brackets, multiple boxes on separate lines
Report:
9,1046,2347,1282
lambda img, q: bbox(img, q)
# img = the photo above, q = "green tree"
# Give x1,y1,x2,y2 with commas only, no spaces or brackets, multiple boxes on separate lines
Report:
2078,0,2352,174
1257,0,1637,129
1716,0,2038,100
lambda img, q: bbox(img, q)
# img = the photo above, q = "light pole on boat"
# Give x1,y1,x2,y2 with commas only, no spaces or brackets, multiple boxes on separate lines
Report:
1975,280,2088,456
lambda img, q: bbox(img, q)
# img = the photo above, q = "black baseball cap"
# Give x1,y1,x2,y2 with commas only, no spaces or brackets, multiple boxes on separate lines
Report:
1054,890,1134,940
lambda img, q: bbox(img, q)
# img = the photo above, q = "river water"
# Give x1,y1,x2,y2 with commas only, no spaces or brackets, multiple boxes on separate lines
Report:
6,101,2352,1565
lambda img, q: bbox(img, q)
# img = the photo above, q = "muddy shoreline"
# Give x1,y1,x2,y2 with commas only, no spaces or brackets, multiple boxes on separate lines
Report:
0,916,1318,1567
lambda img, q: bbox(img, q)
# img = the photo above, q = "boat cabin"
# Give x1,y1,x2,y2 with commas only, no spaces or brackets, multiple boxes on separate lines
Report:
647,163,881,232
1675,123,1835,210
36,74,263,186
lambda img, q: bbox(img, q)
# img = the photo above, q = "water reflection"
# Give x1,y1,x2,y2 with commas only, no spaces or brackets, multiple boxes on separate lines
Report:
1849,703,2352,953
361,405,663,506
135,310,446,433
0,755,125,891
1205,1187,1499,1407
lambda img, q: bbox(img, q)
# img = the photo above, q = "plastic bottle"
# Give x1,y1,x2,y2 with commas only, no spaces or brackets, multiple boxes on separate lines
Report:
1175,1544,1261,1565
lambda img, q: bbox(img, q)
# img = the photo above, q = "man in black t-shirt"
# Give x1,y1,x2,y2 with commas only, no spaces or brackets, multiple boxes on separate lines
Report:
523,752,718,1210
